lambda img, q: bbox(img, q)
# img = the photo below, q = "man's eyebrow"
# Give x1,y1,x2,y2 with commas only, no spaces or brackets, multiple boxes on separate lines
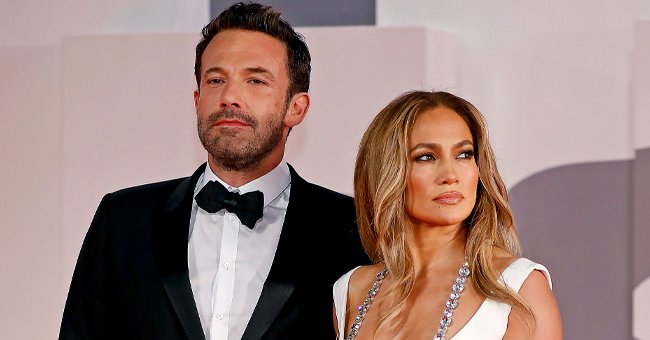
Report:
202,66,276,80
244,66,275,80
203,66,223,77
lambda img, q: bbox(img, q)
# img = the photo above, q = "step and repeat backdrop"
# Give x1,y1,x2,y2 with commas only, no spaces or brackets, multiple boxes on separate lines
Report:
1,1,648,338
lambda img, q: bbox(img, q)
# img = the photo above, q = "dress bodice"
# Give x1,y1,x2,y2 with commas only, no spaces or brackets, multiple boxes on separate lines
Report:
332,258,552,340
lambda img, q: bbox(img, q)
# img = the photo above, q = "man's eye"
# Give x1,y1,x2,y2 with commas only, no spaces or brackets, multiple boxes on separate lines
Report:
249,79,266,85
207,78,223,85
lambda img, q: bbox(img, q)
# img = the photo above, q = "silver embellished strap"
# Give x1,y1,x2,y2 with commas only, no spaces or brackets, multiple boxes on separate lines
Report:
345,268,388,340
434,259,470,340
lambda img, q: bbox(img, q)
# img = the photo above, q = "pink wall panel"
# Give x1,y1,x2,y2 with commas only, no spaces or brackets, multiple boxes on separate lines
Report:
0,46,64,339
60,34,205,285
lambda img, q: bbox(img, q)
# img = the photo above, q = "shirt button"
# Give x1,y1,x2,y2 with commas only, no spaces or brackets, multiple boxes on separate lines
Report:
216,313,223,320
228,214,236,221
223,262,231,270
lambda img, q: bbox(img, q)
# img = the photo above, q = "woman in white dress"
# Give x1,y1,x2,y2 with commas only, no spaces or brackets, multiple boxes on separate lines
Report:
333,91,562,339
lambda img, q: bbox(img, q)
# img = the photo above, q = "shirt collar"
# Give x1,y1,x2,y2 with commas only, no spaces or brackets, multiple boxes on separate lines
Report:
199,161,291,208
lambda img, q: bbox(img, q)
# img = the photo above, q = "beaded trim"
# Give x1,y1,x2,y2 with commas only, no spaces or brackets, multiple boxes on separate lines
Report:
434,259,470,340
345,268,388,340
345,259,470,340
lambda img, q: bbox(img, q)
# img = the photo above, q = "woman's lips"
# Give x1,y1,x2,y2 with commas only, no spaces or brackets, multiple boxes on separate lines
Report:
433,191,464,205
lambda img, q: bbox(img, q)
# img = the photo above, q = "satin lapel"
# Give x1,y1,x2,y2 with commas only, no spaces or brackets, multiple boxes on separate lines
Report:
154,164,206,340
241,165,305,340
240,280,295,340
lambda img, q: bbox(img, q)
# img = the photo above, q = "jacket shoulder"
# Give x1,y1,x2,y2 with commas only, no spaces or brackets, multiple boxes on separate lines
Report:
110,177,188,198
300,181,353,203
98,176,191,213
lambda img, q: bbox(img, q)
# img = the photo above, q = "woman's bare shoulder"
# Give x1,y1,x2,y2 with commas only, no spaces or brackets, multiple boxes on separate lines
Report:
492,247,518,272
504,270,562,339
348,263,384,297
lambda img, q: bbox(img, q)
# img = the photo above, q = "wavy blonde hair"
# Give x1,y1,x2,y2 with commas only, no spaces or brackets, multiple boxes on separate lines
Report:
354,91,532,329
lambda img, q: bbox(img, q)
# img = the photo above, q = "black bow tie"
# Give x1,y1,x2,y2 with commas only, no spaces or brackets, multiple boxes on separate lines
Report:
195,180,264,229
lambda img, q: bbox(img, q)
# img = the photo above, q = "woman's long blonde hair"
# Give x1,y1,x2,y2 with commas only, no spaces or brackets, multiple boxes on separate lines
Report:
354,91,532,328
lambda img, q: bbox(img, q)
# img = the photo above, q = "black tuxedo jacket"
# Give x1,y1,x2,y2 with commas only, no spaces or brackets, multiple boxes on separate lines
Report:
60,164,368,340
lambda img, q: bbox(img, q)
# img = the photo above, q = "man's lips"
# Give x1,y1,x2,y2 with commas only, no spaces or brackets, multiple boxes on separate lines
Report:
214,119,250,127
433,191,464,205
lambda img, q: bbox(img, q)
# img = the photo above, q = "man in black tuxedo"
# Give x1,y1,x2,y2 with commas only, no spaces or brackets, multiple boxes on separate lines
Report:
59,3,368,339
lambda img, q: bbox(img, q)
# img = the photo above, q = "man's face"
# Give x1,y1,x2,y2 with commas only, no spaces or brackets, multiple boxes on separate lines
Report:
194,29,292,172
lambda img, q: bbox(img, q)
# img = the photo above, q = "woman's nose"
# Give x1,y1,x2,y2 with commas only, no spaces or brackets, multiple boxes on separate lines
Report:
437,161,459,185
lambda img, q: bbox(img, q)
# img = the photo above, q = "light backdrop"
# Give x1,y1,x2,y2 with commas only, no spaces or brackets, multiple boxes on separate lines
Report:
0,1,648,339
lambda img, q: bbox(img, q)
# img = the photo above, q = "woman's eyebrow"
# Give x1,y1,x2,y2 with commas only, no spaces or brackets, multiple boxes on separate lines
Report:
409,140,473,152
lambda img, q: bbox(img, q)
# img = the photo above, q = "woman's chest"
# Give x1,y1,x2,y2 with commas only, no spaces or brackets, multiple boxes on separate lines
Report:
350,285,487,339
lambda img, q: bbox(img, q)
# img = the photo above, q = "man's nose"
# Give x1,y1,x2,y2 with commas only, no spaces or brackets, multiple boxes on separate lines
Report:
220,83,242,109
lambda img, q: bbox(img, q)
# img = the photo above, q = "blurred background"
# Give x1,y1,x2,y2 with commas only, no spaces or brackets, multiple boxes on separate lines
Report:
1,0,648,338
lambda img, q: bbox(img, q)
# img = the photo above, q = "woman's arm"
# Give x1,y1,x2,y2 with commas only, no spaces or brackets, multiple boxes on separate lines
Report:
503,270,562,339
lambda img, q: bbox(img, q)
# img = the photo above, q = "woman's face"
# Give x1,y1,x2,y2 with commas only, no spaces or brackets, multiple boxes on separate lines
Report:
405,106,479,228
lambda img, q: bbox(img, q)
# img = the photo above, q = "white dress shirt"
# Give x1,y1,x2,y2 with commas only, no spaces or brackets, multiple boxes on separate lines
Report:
188,161,291,340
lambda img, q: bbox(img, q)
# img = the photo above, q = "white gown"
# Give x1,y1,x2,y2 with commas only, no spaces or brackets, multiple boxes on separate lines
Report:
333,258,552,340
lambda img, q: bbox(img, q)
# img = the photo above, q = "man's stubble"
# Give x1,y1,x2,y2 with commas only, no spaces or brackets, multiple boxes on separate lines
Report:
197,106,287,172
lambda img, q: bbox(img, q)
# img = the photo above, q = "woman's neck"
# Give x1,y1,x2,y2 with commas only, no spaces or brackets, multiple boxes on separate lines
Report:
406,223,467,276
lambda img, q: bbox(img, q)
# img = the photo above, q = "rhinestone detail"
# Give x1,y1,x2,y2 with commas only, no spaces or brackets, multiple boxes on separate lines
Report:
345,258,470,340
345,268,388,340
435,259,470,340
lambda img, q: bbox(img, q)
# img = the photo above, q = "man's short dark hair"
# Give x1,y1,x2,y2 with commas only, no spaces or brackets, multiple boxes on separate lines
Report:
194,2,311,99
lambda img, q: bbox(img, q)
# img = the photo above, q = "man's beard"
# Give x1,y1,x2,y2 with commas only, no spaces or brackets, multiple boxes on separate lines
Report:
197,107,286,172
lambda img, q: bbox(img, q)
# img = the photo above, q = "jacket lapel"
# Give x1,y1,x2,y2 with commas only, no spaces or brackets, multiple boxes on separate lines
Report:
241,165,306,340
154,164,207,340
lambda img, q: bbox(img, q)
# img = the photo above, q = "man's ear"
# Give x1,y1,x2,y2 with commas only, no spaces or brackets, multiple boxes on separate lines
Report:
284,92,310,128
193,89,200,111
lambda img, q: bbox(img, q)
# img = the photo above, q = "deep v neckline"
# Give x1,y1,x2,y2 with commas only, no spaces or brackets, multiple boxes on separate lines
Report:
342,297,489,340
438,259,520,339
444,297,489,339
345,260,472,340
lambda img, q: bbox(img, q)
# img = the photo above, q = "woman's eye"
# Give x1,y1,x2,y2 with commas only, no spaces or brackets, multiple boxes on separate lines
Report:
415,153,436,161
458,150,475,159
